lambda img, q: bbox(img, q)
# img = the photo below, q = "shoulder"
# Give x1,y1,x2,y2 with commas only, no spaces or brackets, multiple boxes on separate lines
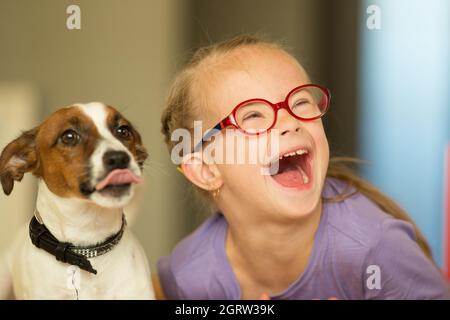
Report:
319,178,414,296
157,213,230,299
323,177,401,251
322,178,449,299
363,217,450,299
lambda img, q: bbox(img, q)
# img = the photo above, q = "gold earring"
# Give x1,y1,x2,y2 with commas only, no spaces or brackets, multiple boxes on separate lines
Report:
212,188,221,199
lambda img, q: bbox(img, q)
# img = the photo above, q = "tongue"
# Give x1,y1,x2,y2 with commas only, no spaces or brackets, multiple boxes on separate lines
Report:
270,155,309,188
95,169,142,191
272,167,306,188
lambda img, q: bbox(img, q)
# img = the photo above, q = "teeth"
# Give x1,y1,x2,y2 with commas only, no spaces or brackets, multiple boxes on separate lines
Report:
278,149,308,159
302,170,309,184
268,148,309,166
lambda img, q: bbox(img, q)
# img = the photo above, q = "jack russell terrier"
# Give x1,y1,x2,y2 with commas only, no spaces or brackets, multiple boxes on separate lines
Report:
0,102,155,299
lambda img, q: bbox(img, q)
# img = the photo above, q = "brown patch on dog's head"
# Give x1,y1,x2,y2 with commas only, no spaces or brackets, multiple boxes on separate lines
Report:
0,104,148,203
34,107,101,198
0,106,102,197
105,105,148,168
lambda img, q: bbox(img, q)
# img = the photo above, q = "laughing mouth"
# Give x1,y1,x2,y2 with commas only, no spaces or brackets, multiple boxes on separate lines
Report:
266,147,313,189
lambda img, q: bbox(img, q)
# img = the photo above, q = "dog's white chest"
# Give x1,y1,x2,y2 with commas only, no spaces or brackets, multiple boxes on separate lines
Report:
11,228,154,300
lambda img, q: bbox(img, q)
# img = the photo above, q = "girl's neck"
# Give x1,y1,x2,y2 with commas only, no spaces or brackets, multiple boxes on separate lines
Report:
224,199,323,298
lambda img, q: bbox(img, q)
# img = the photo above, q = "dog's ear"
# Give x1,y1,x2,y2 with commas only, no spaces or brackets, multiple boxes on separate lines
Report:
0,128,39,195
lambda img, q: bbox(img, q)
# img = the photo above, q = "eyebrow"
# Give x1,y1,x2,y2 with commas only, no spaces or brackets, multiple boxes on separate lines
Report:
110,113,124,127
68,117,81,127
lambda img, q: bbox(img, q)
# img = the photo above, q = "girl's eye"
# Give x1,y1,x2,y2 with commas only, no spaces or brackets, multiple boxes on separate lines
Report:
60,129,80,146
292,99,309,108
242,112,264,121
116,125,131,139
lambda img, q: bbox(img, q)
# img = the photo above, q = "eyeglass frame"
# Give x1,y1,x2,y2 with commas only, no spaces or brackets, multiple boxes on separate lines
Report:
192,83,331,153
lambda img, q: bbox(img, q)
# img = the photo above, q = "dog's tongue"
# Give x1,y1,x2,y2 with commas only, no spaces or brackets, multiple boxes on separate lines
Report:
95,169,142,191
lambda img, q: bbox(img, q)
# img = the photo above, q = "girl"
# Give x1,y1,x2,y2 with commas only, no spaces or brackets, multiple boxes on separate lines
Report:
158,35,450,299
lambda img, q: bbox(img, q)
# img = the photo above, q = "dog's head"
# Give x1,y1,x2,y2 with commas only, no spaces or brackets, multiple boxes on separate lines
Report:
0,102,148,208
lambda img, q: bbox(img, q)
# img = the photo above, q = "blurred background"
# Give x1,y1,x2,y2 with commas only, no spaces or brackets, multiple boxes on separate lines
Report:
0,0,449,277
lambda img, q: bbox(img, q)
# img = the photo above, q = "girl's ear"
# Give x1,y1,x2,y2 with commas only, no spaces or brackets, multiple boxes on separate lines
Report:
0,128,40,196
180,153,223,192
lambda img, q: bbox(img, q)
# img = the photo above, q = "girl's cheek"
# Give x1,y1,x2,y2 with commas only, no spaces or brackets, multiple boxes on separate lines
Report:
217,134,267,181
218,162,263,197
312,123,330,169
220,132,265,166
213,133,261,175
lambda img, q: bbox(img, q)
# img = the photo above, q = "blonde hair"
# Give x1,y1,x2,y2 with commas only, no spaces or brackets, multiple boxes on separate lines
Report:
161,35,433,261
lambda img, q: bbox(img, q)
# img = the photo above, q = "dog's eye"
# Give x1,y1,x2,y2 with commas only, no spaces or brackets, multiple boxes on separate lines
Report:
60,129,80,146
116,125,131,140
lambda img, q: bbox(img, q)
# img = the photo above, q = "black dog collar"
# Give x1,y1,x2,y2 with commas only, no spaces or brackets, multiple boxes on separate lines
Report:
29,213,126,275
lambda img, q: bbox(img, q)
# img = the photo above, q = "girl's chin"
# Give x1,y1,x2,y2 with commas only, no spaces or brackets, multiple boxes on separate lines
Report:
270,202,319,221
263,172,321,218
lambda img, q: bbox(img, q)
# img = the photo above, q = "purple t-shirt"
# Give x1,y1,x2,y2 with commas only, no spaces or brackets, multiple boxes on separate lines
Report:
158,177,450,299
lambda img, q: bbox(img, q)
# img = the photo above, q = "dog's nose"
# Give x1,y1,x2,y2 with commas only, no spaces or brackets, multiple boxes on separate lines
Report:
103,151,130,171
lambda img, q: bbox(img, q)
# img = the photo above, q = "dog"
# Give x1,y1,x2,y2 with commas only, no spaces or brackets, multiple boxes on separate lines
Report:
0,102,155,299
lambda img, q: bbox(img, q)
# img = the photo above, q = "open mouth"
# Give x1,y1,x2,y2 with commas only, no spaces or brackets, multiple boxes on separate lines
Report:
267,147,313,189
95,169,142,196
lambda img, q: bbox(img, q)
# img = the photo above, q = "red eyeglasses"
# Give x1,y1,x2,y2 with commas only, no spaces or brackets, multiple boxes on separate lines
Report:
193,84,331,152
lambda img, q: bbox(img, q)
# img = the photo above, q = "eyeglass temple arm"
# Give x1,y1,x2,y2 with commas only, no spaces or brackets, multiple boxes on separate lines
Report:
179,120,228,173
193,122,223,153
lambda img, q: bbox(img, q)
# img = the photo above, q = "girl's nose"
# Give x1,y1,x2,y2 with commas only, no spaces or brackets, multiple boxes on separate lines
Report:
274,108,302,136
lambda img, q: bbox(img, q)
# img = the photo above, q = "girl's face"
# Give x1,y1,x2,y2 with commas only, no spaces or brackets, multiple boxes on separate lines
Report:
197,46,329,221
